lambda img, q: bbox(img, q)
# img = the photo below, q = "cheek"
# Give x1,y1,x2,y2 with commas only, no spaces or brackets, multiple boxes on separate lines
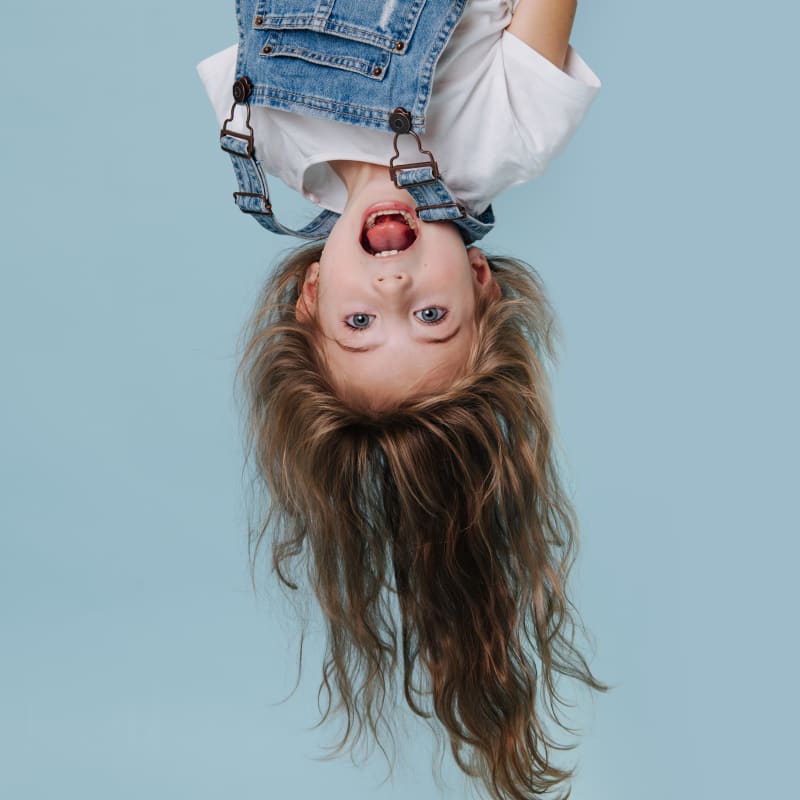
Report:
321,216,362,264
317,263,368,311
315,279,353,334
425,223,468,254
314,283,336,326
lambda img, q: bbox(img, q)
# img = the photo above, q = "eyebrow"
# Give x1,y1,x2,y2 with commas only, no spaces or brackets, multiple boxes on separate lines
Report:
334,325,462,353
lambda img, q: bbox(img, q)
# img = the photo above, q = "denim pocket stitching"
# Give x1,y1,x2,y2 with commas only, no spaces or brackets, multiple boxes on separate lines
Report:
259,45,389,78
253,84,399,128
255,0,425,53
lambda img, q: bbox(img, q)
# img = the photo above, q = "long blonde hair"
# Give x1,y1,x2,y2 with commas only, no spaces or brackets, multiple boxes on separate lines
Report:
240,242,606,800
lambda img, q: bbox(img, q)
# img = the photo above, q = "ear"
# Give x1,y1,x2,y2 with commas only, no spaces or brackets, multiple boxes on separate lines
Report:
467,247,500,302
295,261,320,323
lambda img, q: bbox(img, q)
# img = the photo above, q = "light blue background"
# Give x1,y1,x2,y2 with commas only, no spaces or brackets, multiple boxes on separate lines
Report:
2,1,798,798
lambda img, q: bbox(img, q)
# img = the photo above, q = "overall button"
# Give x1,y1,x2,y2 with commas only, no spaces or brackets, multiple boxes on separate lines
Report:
389,108,412,134
232,76,253,104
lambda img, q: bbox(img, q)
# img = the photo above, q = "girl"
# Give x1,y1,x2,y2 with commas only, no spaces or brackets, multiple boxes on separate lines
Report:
199,2,605,798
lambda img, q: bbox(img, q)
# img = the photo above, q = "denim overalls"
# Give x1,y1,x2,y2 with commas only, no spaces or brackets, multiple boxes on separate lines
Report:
220,0,495,242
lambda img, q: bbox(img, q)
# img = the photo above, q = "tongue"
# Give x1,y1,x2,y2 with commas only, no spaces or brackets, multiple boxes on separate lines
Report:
365,216,415,253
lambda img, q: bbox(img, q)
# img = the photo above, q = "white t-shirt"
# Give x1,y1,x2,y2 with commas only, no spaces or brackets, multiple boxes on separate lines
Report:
198,0,600,216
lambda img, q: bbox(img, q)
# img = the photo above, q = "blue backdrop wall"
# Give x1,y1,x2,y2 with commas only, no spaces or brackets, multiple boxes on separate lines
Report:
1,2,797,798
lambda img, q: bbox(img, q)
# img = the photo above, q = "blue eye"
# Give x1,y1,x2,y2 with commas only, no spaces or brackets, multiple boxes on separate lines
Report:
414,307,447,324
345,313,375,330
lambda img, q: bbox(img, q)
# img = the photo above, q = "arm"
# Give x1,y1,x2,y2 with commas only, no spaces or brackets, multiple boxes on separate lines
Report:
506,0,577,71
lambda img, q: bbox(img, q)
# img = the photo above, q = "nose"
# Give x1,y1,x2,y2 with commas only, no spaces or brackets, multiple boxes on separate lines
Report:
374,272,411,289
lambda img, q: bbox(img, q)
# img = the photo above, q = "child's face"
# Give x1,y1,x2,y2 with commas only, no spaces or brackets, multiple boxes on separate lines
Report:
297,174,497,408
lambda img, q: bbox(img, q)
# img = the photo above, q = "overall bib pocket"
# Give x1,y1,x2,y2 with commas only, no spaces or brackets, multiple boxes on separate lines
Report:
251,0,424,79
234,0,469,131
252,0,424,53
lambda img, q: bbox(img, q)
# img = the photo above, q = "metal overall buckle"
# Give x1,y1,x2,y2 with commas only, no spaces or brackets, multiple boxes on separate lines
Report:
387,108,465,220
220,76,272,215
388,108,440,186
220,87,256,159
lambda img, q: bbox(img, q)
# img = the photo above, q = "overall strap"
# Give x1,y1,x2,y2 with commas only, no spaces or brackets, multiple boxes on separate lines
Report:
219,82,495,243
396,171,495,244
219,78,339,240
387,108,495,244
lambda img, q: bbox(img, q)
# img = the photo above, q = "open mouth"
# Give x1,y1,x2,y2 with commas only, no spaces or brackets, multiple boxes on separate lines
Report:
360,207,418,257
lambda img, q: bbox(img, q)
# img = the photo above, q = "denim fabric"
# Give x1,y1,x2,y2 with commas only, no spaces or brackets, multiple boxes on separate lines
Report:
235,0,468,133
221,0,495,242
221,120,495,241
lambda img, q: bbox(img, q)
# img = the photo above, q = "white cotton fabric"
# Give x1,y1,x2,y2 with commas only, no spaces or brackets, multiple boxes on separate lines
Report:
197,0,601,216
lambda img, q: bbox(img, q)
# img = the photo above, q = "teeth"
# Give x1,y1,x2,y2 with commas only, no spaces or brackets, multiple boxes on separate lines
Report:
374,249,399,257
364,209,417,232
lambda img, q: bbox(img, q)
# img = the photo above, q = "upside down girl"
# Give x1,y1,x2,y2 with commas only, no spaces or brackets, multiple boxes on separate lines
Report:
199,2,606,798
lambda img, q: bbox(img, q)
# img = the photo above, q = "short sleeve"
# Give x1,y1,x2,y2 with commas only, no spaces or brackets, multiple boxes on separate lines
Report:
501,31,601,172
197,44,238,125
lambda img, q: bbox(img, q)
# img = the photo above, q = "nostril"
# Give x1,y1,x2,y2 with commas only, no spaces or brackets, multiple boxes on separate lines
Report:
375,273,408,286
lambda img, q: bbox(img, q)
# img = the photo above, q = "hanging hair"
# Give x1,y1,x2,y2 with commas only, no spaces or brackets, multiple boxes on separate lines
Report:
240,241,606,800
